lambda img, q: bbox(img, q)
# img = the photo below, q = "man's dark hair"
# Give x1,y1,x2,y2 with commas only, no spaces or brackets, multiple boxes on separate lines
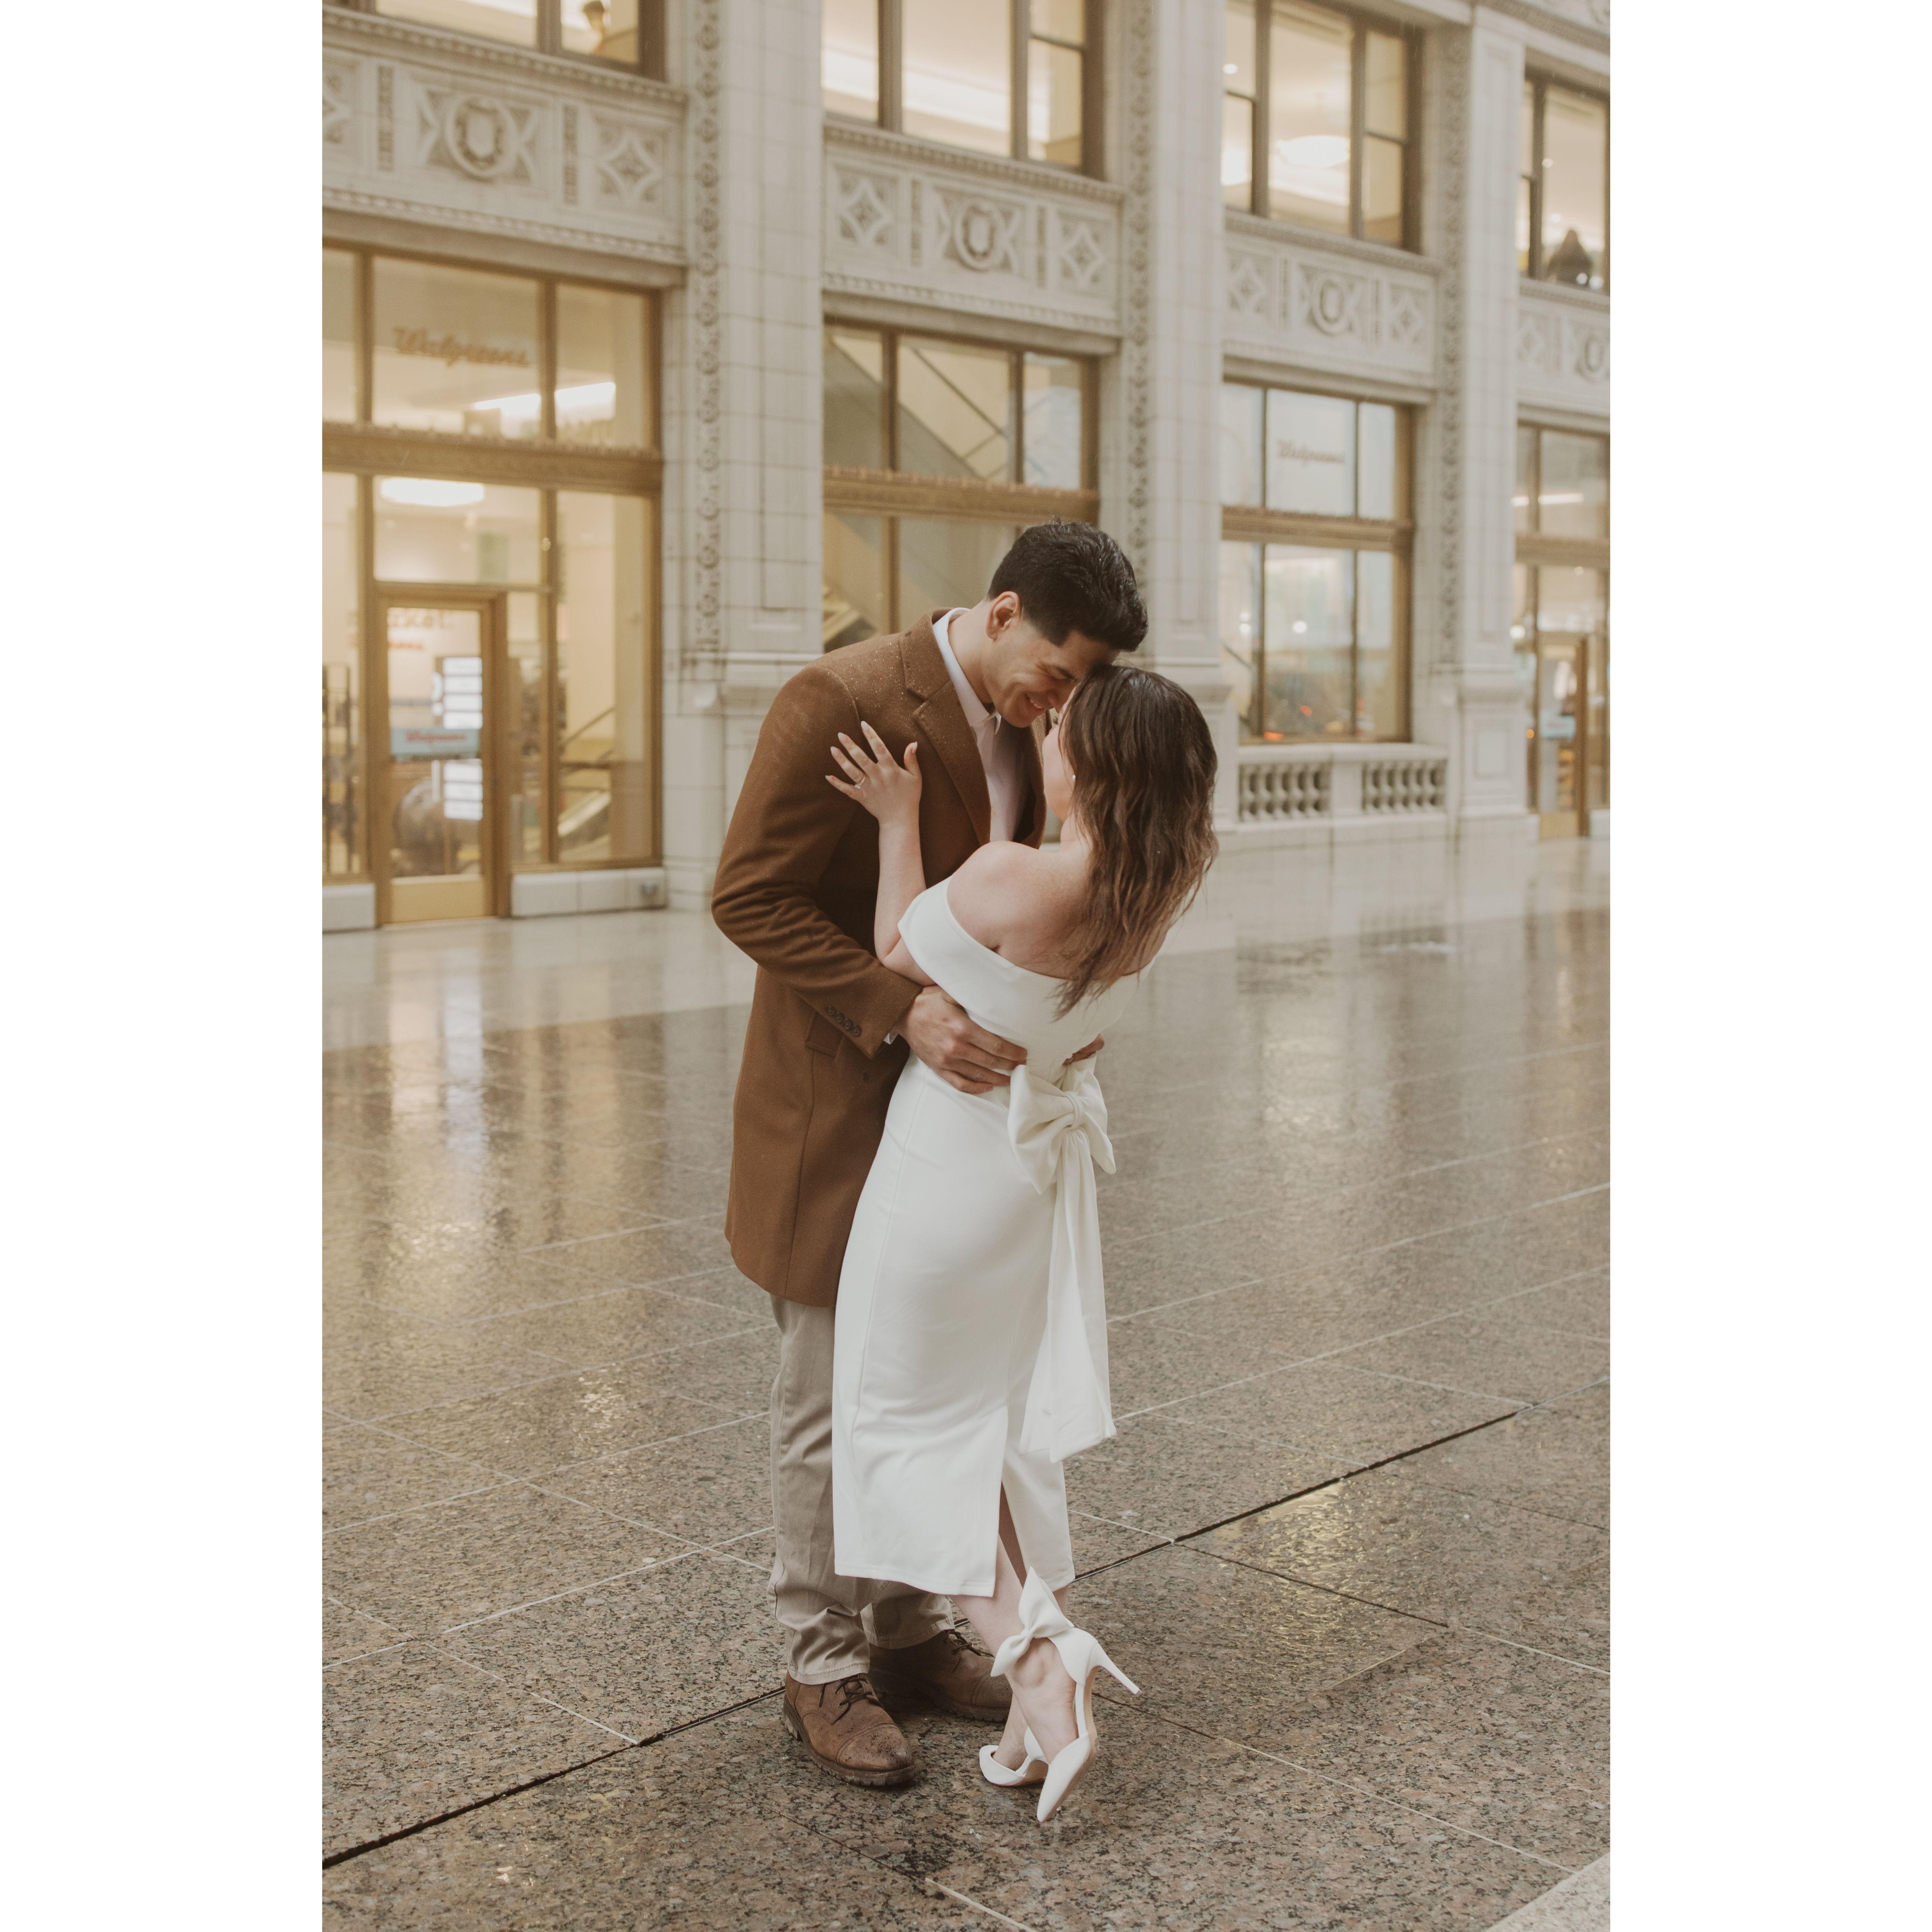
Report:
987,520,1147,654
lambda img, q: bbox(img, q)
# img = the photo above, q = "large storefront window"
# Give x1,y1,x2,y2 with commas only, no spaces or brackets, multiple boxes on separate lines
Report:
1514,425,1609,833
823,2,1092,171
322,246,660,922
1223,1,1416,249
1519,76,1609,289
821,323,1096,648
1217,379,1410,740
332,1,663,75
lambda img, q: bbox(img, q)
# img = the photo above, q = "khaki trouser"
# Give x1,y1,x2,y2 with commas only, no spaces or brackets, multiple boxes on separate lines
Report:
767,1295,953,1683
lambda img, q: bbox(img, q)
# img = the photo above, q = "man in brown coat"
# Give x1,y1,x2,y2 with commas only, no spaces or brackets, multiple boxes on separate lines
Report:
711,521,1147,1786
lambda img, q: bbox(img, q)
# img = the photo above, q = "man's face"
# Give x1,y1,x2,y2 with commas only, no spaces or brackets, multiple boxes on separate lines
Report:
981,595,1118,727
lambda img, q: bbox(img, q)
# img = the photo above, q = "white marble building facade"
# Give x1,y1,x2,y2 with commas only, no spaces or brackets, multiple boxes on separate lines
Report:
322,0,1609,925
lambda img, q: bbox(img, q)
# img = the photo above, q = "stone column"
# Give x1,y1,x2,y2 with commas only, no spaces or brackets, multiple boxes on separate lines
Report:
1423,10,1531,839
660,0,824,909
1109,0,1237,825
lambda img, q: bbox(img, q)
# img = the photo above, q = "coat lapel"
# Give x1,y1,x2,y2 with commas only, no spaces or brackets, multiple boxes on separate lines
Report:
901,611,992,846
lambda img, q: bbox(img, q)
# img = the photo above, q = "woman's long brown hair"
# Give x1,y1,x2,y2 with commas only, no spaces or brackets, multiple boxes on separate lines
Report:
1053,663,1219,1015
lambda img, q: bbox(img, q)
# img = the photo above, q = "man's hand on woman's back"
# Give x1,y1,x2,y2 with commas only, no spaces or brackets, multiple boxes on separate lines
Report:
900,986,1024,1095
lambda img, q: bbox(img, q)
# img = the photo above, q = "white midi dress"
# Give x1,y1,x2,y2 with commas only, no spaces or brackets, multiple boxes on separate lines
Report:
831,880,1139,1599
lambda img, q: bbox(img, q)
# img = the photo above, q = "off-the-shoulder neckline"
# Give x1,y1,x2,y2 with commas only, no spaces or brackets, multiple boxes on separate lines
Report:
912,878,1068,987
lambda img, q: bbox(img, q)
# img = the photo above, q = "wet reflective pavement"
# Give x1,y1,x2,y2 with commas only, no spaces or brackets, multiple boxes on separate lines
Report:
323,836,1609,1928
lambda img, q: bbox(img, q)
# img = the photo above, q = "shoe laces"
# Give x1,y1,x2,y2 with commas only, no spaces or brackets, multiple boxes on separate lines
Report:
830,1674,884,1723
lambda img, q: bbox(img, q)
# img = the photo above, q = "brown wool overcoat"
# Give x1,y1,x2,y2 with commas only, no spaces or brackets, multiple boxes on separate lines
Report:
711,613,1045,1308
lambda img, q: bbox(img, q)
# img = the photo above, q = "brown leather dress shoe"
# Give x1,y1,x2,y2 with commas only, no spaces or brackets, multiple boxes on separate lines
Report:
781,1673,917,1787
868,1627,1012,1724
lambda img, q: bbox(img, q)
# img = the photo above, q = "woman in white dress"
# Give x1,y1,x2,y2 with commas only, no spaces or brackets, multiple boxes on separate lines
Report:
822,663,1218,1823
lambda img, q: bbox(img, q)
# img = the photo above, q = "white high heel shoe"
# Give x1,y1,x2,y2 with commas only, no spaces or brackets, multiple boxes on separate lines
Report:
977,1728,1048,1788
989,1572,1140,1823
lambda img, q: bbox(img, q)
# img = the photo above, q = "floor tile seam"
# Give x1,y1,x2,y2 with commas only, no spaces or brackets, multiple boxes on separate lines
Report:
432,1548,713,1631
1148,1408,1392,1468
422,1267,747,1330
335,1406,759,1488
530,1406,769,1482
1116,1305,1537,1419
428,1647,648,1746
323,1477,530,1537
324,1678,790,1868
350,1358,754,1428
322,1291,470,1335
461,1471,743,1553
1468,1265,1610,1312
317,1414,511,1482
1161,1404,1552,1552
1101,1065,1611,1148
1105,1066,1615,1151
1449,1625,1611,1678
1105,1177,1609,1284
1117,1037,1610,1114
319,1743,639,1870
515,1215,709,1256
1130,1255,1611,1353
489,1318,772,1377
1068,1506,1176,1546
1393,1466,1609,1538
1096,1123,1611,1243
1092,1695,1580,1875
1338,1364,1553,1407
322,1636,418,1670
1227,1738,1584,1875
1121,1033,1610,1106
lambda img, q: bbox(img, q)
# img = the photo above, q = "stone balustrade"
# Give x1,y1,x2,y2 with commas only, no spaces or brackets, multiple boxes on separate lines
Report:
1236,743,1449,829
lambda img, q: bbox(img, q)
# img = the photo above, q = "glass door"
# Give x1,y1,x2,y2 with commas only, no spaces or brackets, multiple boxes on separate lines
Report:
1528,566,1607,840
374,595,505,923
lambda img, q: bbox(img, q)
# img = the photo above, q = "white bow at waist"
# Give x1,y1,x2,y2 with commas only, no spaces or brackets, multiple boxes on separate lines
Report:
1005,1059,1117,1463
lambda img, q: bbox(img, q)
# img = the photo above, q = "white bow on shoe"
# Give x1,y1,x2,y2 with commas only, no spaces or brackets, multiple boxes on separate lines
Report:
987,1571,1140,1823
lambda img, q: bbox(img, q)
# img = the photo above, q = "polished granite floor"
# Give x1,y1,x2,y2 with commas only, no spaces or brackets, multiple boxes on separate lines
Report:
323,834,1610,1929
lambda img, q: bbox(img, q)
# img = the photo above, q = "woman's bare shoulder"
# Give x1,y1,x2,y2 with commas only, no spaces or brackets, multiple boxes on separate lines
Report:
945,843,1067,958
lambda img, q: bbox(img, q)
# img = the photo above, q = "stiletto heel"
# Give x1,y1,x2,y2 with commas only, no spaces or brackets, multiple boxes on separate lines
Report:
988,1573,1140,1823
977,1726,1048,1788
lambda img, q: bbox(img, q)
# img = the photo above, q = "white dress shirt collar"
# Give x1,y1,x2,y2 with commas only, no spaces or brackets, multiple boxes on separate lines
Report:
932,608,995,740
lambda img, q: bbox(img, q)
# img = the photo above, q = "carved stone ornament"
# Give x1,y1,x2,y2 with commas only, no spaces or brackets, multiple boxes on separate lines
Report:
1304,269,1361,337
442,94,519,178
1227,251,1271,318
952,200,1007,271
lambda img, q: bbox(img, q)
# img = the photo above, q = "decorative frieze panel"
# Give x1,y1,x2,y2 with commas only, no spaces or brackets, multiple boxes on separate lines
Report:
1516,285,1609,417
323,12,684,269
1223,220,1437,385
824,125,1123,337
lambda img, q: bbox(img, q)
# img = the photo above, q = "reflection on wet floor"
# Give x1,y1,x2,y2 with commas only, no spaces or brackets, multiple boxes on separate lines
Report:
323,835,1609,1926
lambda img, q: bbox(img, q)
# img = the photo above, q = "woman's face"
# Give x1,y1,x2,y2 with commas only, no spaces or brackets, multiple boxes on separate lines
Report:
1041,713,1076,823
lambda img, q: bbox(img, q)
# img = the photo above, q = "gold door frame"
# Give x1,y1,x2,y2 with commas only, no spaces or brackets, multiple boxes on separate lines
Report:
368,588,511,925
1534,630,1587,841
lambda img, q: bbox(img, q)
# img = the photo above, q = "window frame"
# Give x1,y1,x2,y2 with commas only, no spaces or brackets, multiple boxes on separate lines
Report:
826,1,1101,176
325,0,666,81
323,241,664,881
1226,0,1420,251
1217,376,1415,744
821,320,1098,641
1512,421,1610,822
1519,72,1609,291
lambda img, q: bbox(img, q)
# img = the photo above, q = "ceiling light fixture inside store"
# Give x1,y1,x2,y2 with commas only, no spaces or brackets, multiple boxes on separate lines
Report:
468,381,618,424
381,478,486,508
1274,135,1349,170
